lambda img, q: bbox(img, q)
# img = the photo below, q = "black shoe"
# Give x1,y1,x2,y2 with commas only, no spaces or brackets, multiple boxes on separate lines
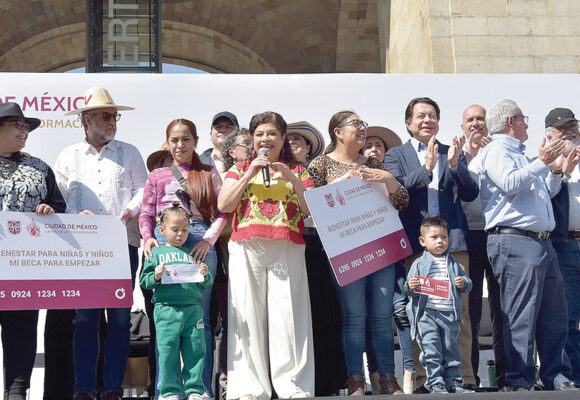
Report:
501,386,528,392
555,381,580,391
413,385,431,394
461,383,486,392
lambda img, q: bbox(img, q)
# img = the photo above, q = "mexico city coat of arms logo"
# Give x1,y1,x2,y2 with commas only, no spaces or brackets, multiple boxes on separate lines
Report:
8,220,21,235
325,193,335,208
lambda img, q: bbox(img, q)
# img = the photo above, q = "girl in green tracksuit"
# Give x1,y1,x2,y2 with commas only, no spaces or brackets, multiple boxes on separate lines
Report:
140,204,213,400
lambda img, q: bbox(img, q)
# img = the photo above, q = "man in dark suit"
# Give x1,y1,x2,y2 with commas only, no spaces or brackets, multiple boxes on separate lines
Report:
547,107,580,387
385,97,479,390
200,111,239,172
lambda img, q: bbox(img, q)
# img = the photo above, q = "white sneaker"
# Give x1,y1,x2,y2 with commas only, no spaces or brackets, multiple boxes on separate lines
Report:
188,394,204,400
289,391,309,398
160,396,180,400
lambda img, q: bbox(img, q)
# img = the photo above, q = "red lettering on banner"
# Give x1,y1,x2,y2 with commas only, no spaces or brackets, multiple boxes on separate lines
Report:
22,96,38,111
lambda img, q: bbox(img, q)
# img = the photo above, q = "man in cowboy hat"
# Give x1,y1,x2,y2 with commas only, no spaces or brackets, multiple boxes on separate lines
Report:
54,87,147,400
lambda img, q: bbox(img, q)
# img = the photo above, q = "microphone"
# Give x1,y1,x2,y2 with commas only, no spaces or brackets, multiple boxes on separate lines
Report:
258,147,270,188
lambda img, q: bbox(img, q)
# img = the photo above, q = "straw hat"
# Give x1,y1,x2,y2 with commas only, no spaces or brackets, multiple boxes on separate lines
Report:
64,87,134,116
366,126,402,150
287,121,325,159
146,142,171,172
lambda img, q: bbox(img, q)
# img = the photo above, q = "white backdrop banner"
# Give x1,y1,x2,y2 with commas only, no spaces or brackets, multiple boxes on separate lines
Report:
0,73,574,168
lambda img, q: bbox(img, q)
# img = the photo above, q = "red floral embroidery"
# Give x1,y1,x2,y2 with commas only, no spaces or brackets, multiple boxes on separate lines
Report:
286,202,298,221
258,199,280,219
240,199,251,219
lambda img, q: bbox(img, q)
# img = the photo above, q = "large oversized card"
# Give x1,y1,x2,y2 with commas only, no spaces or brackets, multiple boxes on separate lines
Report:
304,177,412,286
0,211,133,310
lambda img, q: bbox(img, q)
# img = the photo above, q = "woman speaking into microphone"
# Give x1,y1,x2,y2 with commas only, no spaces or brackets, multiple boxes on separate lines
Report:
218,111,315,400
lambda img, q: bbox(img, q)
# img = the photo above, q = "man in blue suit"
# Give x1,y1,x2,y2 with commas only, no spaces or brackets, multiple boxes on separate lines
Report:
547,107,580,387
385,97,479,390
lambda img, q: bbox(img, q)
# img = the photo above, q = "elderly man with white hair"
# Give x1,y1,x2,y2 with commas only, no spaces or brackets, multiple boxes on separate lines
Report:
472,99,577,391
545,108,580,387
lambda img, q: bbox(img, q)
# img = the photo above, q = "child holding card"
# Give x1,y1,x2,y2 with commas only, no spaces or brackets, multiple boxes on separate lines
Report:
140,203,213,400
404,217,472,394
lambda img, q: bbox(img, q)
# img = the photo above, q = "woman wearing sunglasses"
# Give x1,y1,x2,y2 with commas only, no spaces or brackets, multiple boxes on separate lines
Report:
308,111,409,396
0,102,66,399
139,118,227,399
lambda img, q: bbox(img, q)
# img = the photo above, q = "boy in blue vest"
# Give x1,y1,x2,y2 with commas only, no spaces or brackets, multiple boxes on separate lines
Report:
140,203,213,400
405,217,473,394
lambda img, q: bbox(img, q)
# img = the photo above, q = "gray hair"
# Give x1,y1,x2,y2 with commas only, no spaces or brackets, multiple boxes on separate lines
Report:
486,99,518,135
545,126,553,140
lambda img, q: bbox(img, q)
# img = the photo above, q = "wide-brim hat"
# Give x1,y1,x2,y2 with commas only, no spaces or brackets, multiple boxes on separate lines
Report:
366,126,402,150
64,87,134,116
287,121,325,159
0,102,41,132
146,142,171,172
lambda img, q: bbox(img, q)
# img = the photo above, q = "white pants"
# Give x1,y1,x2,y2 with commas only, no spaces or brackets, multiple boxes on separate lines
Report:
227,238,315,400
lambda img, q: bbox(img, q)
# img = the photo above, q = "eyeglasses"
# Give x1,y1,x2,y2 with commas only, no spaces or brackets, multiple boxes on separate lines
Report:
91,112,122,122
234,141,253,149
512,115,529,124
339,119,369,130
554,122,580,133
3,120,31,132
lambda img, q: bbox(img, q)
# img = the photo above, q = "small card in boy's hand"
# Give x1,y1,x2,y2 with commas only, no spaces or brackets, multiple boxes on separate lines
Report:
413,275,450,299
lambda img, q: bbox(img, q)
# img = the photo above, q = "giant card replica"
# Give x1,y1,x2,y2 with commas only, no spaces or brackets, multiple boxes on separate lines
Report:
305,177,412,286
0,212,133,310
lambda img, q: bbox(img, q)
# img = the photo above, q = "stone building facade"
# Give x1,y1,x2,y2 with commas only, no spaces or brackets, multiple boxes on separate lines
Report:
0,0,578,73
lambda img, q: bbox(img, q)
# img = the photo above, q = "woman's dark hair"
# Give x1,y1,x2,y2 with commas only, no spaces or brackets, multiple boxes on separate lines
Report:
220,128,251,172
248,111,293,163
166,119,217,223
159,201,192,225
324,110,356,154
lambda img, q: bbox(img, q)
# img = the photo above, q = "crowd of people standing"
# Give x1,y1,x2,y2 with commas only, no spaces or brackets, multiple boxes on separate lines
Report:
0,86,579,400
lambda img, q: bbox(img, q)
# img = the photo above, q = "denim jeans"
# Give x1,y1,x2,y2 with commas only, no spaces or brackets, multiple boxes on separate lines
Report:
73,245,138,396
417,308,462,389
366,261,414,374
551,238,580,385
487,233,571,390
154,219,217,397
335,264,395,377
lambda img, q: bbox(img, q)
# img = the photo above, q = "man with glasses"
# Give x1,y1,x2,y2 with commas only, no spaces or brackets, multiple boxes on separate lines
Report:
471,99,577,391
545,108,580,388
385,97,479,393
54,87,147,400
